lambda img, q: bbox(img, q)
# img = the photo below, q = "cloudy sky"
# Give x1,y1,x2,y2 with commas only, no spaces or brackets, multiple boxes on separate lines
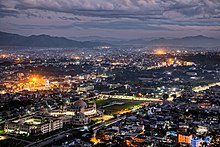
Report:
0,0,220,39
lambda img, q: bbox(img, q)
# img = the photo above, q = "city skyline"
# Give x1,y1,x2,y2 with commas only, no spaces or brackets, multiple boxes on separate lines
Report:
0,0,220,39
0,1,219,146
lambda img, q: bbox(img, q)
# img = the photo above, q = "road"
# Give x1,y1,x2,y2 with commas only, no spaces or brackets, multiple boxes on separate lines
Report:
26,116,124,147
192,82,220,92
92,116,125,132
0,135,6,141
27,133,66,147
26,128,76,147
99,94,162,101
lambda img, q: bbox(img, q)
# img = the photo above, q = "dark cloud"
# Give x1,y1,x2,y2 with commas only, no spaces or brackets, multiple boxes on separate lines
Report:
12,0,220,18
8,23,75,30
24,11,40,18
0,4,19,18
8,20,171,31
1,0,220,38
73,20,171,31
168,0,220,18
59,16,81,21
1,0,220,24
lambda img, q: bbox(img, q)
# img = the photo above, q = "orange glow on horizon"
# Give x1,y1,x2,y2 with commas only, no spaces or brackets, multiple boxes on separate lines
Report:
154,49,167,55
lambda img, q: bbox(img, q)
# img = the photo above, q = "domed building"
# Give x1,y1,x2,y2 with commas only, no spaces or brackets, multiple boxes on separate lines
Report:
73,99,88,111
72,112,90,125
72,98,96,125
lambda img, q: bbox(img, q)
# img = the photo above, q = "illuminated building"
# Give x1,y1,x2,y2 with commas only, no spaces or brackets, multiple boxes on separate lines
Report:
72,99,96,125
204,136,211,145
15,57,23,63
196,126,208,134
166,131,177,137
77,85,94,93
111,62,125,65
178,134,192,144
191,137,202,147
0,54,10,58
49,99,96,125
72,112,90,125
72,99,97,117
8,75,59,92
4,115,63,136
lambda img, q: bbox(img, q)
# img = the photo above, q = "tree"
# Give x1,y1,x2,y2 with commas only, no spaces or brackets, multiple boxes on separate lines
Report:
162,94,169,100
171,94,177,99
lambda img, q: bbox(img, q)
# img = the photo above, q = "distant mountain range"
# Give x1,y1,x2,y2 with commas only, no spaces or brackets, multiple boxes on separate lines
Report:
0,31,219,48
147,35,220,47
70,36,124,42
71,35,220,47
0,32,108,48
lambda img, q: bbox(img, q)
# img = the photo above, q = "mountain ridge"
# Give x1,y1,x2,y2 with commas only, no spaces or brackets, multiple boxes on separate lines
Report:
0,31,109,48
147,35,220,47
70,35,220,47
0,31,220,48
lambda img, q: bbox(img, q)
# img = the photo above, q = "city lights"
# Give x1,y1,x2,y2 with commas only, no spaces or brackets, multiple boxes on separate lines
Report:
3,74,58,92
0,54,10,58
154,49,167,55
90,137,101,145
0,0,219,146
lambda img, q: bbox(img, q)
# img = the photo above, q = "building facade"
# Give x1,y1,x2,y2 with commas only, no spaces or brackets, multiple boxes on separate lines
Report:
72,99,96,125
4,115,63,136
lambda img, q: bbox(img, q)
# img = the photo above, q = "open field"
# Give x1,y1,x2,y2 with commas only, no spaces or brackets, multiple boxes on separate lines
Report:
89,98,144,115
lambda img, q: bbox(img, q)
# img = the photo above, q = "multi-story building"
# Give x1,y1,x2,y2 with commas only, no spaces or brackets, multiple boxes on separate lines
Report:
4,115,63,136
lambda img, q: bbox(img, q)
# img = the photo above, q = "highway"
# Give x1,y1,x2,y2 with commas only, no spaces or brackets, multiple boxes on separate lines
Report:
192,82,220,92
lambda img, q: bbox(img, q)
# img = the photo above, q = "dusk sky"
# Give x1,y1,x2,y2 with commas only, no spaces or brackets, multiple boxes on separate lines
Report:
0,0,220,39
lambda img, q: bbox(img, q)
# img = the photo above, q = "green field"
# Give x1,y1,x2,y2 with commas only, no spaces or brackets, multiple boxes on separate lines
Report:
89,98,142,107
88,98,144,115
89,98,143,114
90,99,116,107
0,130,4,135
104,101,141,111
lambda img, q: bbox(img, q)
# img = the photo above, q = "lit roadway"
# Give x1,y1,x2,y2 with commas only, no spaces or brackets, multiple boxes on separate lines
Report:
192,82,220,92
92,116,126,132
99,94,162,102
26,116,125,147
102,82,220,102
91,115,126,142
26,128,77,147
